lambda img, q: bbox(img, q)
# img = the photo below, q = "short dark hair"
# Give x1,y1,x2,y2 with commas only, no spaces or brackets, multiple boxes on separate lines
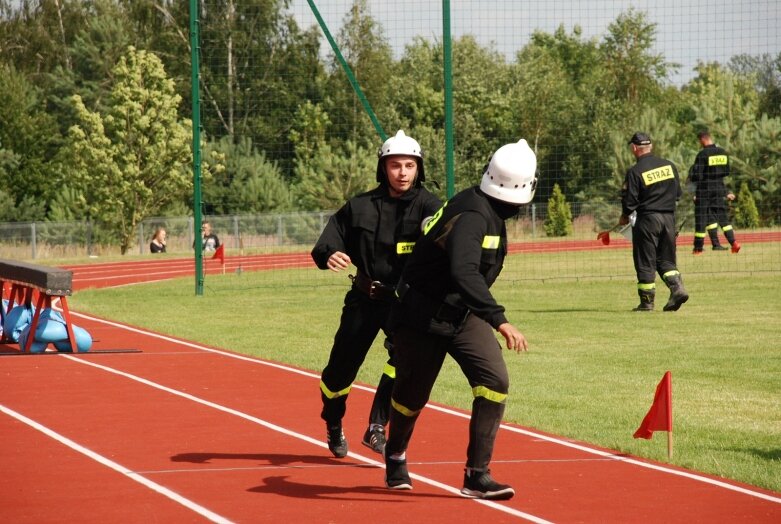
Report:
697,129,711,140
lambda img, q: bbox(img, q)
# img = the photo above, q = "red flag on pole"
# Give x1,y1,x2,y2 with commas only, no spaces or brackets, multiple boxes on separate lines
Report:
633,371,672,440
212,244,225,265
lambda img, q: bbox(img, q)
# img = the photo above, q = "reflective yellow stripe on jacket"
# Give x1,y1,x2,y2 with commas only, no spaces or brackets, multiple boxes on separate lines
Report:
482,236,500,249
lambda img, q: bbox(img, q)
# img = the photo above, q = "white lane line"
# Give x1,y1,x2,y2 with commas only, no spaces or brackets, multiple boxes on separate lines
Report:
0,403,233,524
72,312,781,505
62,354,552,523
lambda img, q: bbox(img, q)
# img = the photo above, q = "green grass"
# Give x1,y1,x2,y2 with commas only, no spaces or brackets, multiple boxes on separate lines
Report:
70,258,781,493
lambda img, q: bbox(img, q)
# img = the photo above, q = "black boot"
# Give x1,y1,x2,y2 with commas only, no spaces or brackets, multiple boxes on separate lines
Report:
663,274,689,312
633,288,655,311
693,232,705,255
708,229,726,250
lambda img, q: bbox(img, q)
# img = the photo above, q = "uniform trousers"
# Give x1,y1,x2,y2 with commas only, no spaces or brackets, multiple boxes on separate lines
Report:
632,212,678,284
694,190,735,249
694,192,730,232
386,313,510,471
320,288,394,426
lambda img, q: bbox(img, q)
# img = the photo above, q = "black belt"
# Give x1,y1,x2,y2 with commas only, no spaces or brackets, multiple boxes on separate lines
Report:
350,272,397,301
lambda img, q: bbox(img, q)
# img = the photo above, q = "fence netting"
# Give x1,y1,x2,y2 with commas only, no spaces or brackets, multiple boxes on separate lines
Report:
2,1,779,283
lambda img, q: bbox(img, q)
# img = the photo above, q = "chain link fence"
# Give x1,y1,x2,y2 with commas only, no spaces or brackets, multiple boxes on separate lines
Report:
1,204,588,259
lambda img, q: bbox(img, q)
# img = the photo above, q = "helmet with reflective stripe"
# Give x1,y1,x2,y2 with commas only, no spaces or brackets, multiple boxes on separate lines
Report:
376,130,425,184
480,139,537,204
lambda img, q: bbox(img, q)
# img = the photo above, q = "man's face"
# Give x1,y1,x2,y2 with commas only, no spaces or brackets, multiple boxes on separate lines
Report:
202,224,211,235
385,155,418,197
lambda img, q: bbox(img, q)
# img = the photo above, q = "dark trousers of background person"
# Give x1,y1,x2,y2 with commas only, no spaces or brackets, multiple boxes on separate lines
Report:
633,212,679,283
386,313,510,471
693,192,736,251
320,289,394,428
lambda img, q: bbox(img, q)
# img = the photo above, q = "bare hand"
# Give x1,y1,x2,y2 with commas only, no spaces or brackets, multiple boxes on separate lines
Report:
497,323,528,353
726,192,736,201
327,251,352,272
618,214,629,226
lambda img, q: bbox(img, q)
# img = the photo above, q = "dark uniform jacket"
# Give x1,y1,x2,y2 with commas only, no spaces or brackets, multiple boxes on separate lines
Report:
689,144,730,199
622,153,681,216
395,187,511,334
311,185,441,286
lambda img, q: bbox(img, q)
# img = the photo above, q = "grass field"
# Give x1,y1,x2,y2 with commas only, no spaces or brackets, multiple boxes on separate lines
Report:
69,250,781,493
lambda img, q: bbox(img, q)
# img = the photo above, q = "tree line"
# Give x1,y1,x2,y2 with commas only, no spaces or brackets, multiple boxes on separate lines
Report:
1,0,779,252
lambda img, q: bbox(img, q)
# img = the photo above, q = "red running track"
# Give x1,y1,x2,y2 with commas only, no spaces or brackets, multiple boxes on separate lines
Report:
1,312,780,523
62,230,781,290
63,253,314,290
2,234,780,521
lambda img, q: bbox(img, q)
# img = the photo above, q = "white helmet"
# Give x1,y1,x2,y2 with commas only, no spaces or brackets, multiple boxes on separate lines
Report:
376,130,425,183
480,139,538,204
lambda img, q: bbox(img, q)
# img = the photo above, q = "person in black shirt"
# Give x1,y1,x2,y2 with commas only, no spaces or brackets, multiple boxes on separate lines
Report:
688,130,741,254
311,130,441,459
200,221,220,252
620,132,688,312
382,139,536,500
149,227,167,253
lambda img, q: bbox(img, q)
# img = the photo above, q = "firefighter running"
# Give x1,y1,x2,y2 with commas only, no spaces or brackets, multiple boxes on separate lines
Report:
620,132,689,312
311,130,441,458
383,139,537,500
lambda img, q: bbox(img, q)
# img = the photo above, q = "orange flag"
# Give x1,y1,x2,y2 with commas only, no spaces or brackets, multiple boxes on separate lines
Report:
633,371,672,439
212,244,225,265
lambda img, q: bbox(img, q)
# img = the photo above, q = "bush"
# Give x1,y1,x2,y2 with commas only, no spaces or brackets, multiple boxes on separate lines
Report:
732,182,759,229
544,183,573,237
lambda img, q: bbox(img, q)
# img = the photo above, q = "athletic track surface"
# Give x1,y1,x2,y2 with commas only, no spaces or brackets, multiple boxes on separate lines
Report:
2,234,780,523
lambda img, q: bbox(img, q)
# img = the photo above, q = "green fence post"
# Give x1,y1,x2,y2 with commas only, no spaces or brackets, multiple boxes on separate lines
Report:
442,0,455,199
190,0,204,295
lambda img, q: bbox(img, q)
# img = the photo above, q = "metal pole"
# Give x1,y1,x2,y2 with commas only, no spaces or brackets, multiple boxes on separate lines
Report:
86,219,92,257
31,222,37,260
442,0,455,199
190,0,204,295
306,0,386,141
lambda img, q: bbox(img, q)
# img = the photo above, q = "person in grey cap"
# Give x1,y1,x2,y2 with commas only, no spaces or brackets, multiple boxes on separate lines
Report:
618,132,689,312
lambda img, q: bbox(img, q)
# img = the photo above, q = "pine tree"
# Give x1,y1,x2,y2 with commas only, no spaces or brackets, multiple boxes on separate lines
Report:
61,47,192,254
733,181,760,229
544,183,573,237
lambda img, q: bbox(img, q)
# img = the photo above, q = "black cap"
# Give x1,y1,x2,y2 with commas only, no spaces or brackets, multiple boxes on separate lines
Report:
628,132,652,146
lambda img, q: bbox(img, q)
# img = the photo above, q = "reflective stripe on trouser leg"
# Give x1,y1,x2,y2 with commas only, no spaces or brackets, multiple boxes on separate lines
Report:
466,395,506,471
320,381,351,425
385,398,422,457
705,222,721,247
662,270,680,282
693,231,706,250
722,224,736,244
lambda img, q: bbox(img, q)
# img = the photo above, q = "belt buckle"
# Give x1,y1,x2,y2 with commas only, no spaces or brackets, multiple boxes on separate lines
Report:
369,280,382,299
